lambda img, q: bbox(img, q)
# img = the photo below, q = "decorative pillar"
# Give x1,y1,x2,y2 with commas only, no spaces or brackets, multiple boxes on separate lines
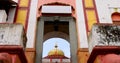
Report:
50,58,52,63
60,58,62,63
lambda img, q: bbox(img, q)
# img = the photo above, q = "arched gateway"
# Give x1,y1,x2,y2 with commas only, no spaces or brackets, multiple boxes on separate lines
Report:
35,16,78,63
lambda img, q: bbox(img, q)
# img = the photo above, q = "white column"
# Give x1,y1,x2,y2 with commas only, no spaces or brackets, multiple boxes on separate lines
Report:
26,0,38,48
95,0,112,23
7,7,16,23
76,0,88,48
0,10,7,23
95,0,120,23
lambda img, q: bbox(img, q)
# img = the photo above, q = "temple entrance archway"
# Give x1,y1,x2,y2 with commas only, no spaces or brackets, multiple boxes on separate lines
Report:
35,16,78,63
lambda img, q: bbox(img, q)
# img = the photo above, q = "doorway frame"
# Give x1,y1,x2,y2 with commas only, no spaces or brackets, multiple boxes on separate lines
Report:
35,16,78,63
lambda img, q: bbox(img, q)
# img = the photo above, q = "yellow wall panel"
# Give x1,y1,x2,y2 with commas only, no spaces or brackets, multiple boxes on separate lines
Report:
19,0,29,7
86,10,97,31
85,0,94,8
16,10,27,26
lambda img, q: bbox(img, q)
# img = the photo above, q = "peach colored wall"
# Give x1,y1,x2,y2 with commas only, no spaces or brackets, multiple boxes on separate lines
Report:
38,0,75,8
37,0,76,17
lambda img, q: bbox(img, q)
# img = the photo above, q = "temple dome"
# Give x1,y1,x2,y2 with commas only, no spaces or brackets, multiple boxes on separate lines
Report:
48,44,64,56
48,48,64,56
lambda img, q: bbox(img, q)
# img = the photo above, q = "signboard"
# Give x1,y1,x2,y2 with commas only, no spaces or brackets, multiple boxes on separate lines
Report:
41,6,72,14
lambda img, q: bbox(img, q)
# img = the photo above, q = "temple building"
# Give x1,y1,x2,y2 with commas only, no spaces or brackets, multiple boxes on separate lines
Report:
42,44,70,63
0,0,120,63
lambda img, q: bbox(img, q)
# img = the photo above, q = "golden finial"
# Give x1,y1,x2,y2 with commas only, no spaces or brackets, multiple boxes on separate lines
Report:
114,8,118,12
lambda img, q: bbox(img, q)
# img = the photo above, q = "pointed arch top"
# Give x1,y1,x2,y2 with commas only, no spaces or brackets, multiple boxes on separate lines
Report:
38,2,75,11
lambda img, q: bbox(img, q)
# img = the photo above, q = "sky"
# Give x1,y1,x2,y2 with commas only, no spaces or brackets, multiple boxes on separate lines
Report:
42,38,70,58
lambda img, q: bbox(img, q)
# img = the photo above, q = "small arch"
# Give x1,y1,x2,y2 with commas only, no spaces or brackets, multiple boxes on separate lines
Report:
111,12,120,23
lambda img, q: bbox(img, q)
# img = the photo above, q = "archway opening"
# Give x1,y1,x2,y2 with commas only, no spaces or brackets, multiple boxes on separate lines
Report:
36,16,78,63
42,38,70,58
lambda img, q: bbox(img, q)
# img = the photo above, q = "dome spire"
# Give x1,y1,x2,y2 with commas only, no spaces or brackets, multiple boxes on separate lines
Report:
114,8,118,12
47,42,64,56
55,42,58,48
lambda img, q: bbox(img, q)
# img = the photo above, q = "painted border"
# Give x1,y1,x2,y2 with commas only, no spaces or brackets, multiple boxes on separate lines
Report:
82,0,99,32
25,0,31,32
93,0,99,23
82,0,89,33
14,0,31,32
